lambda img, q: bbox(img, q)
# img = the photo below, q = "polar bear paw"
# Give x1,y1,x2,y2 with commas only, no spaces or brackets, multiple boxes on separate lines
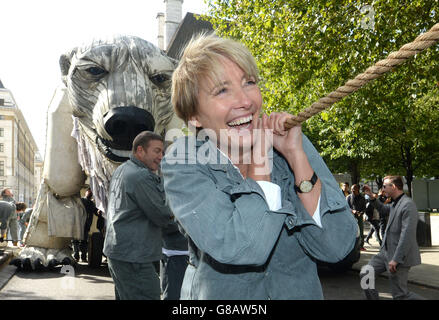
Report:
9,246,76,271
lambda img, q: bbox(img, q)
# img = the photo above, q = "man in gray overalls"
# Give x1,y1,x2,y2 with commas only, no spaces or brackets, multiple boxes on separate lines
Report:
103,131,173,300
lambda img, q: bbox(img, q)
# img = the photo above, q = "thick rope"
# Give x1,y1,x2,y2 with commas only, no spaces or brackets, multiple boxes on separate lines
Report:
284,22,439,129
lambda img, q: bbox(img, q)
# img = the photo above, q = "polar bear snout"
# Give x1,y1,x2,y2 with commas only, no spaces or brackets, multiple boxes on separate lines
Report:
103,106,155,150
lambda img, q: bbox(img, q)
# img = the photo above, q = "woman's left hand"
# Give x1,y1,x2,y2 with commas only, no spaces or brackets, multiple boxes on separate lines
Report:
265,112,320,216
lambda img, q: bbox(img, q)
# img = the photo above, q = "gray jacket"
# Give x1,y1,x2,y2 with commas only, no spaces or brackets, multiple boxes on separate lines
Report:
18,208,33,226
373,194,421,266
0,201,15,232
2,196,15,204
103,155,173,263
161,134,358,300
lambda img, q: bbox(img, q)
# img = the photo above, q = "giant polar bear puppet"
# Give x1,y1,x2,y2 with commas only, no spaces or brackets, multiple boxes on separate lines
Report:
12,35,183,270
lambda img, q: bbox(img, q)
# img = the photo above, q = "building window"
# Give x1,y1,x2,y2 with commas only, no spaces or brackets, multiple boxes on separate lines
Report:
0,128,3,137
0,161,4,176
0,143,3,152
0,99,4,106
0,181,4,187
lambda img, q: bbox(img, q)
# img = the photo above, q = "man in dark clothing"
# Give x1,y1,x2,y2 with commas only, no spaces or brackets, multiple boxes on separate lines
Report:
346,184,367,251
160,220,188,300
364,197,382,246
377,188,391,238
72,188,99,262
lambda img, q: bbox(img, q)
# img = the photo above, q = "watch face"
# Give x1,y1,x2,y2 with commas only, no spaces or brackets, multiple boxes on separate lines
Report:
300,180,313,193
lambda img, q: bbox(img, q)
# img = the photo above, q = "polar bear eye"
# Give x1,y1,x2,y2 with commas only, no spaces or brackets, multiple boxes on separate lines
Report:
86,67,107,76
149,73,169,86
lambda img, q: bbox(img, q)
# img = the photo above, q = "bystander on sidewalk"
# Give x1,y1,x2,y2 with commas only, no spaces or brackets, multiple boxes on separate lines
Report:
353,218,439,290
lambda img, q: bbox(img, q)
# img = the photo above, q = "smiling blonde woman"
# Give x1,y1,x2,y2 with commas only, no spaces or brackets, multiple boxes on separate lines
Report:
162,33,358,300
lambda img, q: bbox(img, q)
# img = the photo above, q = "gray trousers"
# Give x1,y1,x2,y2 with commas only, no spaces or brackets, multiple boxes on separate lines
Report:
160,254,188,300
355,214,365,247
18,223,27,240
7,212,18,242
360,252,425,300
107,258,160,300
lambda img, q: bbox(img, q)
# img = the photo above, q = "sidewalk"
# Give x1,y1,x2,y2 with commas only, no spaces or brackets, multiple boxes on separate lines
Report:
352,234,439,290
0,243,19,290
0,243,17,266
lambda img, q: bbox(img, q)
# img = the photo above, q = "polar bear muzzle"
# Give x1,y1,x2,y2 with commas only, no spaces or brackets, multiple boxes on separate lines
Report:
103,106,155,151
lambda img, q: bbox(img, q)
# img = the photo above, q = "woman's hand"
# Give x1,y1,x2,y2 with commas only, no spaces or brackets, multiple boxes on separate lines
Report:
267,112,305,170
266,112,321,216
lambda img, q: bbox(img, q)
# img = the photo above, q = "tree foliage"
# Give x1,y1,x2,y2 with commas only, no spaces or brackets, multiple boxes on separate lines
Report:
204,0,439,191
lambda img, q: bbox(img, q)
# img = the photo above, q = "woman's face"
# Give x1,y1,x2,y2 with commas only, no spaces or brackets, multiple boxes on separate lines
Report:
190,57,262,155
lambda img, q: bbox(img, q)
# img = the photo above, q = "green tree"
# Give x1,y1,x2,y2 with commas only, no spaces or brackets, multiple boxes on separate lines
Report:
205,0,439,193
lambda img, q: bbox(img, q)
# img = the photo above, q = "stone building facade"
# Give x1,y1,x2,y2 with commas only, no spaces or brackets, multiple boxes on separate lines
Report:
0,79,39,206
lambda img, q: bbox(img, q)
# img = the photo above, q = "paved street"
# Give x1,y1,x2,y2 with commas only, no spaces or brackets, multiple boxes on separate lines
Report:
0,217,438,300
318,266,439,300
0,259,438,300
0,261,115,300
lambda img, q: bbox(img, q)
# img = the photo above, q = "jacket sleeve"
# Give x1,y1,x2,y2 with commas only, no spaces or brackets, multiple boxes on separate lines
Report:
372,198,391,217
132,174,173,228
392,200,418,264
0,205,14,232
0,211,7,231
161,160,287,266
278,134,358,264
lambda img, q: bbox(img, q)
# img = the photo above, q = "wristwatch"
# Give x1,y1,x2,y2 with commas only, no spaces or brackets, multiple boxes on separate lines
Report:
294,172,318,193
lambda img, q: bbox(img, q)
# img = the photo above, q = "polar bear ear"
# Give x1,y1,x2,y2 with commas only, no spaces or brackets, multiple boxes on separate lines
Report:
168,56,179,68
59,48,77,85
160,49,179,68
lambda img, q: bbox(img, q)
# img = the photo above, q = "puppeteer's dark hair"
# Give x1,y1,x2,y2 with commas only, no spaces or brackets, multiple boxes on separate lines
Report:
15,202,27,211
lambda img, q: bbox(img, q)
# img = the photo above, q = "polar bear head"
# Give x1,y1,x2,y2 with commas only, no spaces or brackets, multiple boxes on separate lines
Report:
60,35,181,162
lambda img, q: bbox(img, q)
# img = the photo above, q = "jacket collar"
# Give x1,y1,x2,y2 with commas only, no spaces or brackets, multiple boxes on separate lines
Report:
387,194,406,227
129,154,153,172
392,193,404,207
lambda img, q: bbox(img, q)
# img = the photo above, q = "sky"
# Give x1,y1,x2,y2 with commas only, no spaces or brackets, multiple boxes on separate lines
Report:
0,0,209,156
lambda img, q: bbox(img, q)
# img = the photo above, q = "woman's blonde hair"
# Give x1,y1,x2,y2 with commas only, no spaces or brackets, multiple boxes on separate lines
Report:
171,32,259,125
